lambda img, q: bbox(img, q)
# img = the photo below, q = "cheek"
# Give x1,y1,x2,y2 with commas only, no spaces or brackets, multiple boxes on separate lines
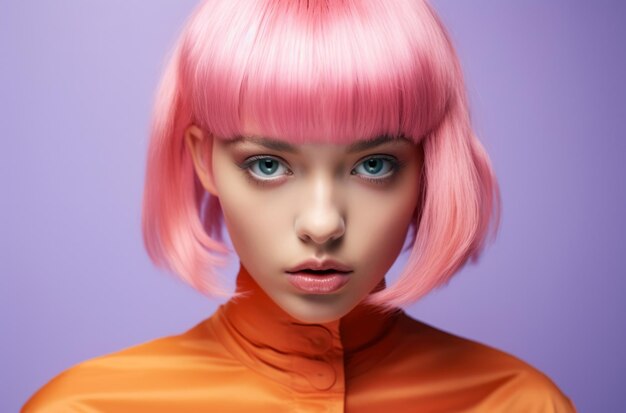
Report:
219,192,274,260
348,180,419,262
214,174,292,266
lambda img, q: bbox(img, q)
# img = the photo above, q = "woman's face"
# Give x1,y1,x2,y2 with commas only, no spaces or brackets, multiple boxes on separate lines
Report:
187,126,422,323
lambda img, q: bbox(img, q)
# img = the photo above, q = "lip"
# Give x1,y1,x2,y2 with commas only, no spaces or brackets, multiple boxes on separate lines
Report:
287,273,351,294
285,258,353,274
285,259,353,294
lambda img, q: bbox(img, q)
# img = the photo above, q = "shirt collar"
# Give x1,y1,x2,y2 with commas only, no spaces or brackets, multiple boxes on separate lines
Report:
209,265,403,391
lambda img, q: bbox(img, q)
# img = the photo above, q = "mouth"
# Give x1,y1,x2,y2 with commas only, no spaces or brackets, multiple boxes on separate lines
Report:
285,259,353,274
285,259,353,294
288,269,351,276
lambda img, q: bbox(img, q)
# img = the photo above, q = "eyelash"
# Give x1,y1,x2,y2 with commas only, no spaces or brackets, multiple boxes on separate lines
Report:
238,155,402,187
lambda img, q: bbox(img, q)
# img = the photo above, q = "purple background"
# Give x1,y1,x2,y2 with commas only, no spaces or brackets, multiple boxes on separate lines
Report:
2,1,624,411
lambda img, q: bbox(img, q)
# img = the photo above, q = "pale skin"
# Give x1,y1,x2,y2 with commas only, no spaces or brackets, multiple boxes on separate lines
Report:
185,125,423,324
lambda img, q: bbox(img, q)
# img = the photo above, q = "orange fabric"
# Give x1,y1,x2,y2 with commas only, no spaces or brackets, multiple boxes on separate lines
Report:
23,267,576,412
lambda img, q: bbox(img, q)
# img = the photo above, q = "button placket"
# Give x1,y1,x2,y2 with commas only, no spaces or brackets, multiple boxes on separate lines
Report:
289,323,338,391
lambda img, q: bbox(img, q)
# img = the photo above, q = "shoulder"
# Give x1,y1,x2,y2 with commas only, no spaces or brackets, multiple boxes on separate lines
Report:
22,318,234,413
389,313,577,412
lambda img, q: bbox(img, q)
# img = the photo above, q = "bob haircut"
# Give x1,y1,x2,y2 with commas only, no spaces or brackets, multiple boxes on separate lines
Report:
142,0,500,312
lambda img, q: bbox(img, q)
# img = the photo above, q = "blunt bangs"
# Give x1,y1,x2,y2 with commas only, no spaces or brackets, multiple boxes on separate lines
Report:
182,0,453,143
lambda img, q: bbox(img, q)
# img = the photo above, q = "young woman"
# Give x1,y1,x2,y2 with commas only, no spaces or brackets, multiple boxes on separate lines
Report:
24,0,576,411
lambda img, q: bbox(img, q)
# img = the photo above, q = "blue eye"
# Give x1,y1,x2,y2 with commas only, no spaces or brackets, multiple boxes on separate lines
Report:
246,156,289,180
353,156,396,179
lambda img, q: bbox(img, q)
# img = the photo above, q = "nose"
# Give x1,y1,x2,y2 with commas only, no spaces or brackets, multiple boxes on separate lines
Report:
294,176,345,246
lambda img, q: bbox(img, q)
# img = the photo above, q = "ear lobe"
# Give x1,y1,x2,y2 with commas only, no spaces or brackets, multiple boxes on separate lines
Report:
184,125,219,196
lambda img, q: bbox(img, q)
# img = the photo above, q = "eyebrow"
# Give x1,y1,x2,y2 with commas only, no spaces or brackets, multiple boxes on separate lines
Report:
226,134,410,153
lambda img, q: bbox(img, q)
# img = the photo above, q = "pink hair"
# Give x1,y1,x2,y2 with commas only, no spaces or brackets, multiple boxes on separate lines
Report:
142,0,501,310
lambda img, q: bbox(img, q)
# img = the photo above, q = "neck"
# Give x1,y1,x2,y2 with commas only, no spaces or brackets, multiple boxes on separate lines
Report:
222,265,400,354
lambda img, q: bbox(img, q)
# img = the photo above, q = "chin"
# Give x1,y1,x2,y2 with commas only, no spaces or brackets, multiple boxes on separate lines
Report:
281,297,353,324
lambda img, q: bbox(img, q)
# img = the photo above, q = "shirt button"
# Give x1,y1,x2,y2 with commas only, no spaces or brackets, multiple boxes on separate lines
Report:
291,324,333,354
308,334,332,353
301,359,337,391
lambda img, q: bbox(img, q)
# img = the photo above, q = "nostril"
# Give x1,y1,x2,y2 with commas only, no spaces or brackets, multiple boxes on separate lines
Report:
294,212,346,245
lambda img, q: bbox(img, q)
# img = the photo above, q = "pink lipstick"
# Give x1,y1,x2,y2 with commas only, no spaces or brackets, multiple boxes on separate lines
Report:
285,259,353,294
287,272,351,294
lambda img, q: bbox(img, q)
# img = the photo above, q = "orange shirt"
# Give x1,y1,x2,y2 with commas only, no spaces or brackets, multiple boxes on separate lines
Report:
23,267,576,412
